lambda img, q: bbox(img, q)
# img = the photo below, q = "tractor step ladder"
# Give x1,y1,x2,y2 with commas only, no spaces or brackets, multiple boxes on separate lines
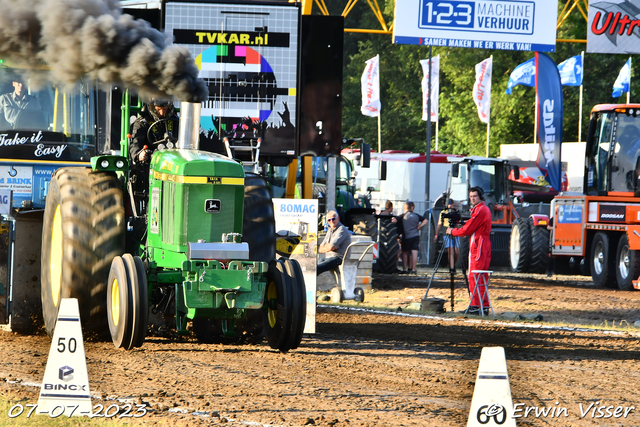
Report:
224,137,262,174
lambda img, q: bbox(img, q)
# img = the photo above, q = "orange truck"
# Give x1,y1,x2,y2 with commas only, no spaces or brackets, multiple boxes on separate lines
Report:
524,104,640,290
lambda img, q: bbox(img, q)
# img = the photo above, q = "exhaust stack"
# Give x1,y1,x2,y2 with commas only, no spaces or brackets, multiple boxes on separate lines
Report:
178,102,201,150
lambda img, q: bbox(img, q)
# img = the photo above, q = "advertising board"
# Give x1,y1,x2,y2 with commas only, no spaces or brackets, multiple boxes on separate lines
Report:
273,198,318,334
164,2,300,158
587,0,640,53
393,0,558,51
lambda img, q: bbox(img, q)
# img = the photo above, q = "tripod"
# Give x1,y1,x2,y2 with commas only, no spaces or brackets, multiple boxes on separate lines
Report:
424,234,469,312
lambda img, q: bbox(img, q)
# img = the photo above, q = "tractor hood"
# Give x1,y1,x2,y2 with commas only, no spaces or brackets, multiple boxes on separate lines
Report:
151,150,244,179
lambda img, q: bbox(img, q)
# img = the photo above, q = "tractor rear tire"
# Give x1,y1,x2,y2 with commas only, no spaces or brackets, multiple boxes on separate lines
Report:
529,220,550,274
41,168,125,338
377,218,399,274
615,234,640,291
239,172,276,342
510,217,531,273
591,232,616,288
243,173,276,262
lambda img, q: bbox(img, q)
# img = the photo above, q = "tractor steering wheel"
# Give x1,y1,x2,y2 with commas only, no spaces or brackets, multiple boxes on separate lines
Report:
147,119,175,146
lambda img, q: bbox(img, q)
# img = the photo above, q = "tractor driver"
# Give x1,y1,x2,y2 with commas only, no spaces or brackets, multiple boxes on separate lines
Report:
129,98,179,203
130,98,179,166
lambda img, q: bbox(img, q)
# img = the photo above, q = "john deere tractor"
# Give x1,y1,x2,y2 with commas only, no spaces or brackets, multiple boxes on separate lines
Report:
40,100,306,353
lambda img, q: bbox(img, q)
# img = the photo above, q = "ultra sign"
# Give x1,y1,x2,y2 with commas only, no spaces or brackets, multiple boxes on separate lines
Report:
394,0,558,51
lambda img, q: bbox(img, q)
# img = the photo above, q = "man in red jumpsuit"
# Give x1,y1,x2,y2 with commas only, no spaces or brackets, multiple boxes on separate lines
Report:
446,186,492,313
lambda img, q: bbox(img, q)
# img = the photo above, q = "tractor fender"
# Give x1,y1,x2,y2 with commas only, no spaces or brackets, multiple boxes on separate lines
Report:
529,214,550,227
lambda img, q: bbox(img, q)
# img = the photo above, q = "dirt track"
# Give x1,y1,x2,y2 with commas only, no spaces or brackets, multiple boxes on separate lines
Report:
1,270,640,426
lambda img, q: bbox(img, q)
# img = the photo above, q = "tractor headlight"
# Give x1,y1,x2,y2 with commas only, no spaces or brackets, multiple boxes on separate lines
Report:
115,160,125,169
158,144,166,151
100,159,109,168
167,142,174,149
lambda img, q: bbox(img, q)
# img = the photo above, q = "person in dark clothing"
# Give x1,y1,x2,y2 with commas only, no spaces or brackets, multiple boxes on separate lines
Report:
129,98,179,212
392,201,427,274
129,98,179,165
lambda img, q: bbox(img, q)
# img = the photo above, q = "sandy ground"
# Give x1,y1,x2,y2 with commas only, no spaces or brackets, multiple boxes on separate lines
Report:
1,269,640,426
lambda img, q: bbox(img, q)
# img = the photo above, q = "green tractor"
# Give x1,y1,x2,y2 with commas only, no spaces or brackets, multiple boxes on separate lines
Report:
40,99,306,353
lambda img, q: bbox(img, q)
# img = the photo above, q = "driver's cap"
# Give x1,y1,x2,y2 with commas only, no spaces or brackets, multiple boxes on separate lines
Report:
150,97,172,107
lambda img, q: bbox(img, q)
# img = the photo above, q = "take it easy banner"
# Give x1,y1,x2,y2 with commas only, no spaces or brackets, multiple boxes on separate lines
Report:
587,0,640,53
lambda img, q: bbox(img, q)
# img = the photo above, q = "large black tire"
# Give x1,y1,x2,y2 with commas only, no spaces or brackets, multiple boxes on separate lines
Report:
282,259,307,352
591,232,616,288
377,218,399,273
239,172,275,341
510,217,532,272
264,259,293,350
41,168,125,338
529,220,550,274
615,234,640,291
242,173,276,263
106,256,131,348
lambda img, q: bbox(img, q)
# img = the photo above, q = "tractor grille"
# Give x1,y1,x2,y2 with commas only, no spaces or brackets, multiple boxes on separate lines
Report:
161,181,242,246
184,184,238,244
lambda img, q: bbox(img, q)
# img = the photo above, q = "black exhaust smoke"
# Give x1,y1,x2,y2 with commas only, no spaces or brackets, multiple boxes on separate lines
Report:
0,0,208,102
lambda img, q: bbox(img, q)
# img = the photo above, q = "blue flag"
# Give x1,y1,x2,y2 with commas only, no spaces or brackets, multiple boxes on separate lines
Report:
505,58,535,95
557,55,583,86
612,58,631,98
535,53,563,192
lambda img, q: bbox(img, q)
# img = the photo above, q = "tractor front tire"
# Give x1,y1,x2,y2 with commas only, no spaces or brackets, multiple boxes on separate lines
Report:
41,168,125,338
529,220,550,274
510,217,531,273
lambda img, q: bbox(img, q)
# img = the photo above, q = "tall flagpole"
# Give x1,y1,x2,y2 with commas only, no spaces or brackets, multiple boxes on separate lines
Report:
377,115,382,152
486,54,492,157
578,51,584,143
628,56,632,104
435,120,439,151
425,46,432,208
486,122,490,157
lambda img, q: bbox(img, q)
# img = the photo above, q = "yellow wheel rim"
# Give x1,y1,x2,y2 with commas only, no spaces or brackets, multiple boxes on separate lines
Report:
50,205,63,307
111,278,120,327
267,281,277,328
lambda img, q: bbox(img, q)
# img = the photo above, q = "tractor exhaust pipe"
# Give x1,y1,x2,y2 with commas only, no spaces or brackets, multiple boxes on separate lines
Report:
178,102,201,150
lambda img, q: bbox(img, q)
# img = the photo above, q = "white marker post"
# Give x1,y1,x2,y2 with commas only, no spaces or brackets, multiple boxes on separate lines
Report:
37,298,92,417
467,347,516,426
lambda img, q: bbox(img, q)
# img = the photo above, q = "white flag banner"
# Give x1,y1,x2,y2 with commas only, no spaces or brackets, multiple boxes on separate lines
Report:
420,55,439,121
361,55,381,117
473,57,492,124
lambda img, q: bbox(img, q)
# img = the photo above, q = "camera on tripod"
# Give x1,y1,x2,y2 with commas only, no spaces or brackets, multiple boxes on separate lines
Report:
442,209,464,227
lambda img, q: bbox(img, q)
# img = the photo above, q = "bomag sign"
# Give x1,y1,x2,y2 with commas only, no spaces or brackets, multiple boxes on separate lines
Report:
173,29,290,47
